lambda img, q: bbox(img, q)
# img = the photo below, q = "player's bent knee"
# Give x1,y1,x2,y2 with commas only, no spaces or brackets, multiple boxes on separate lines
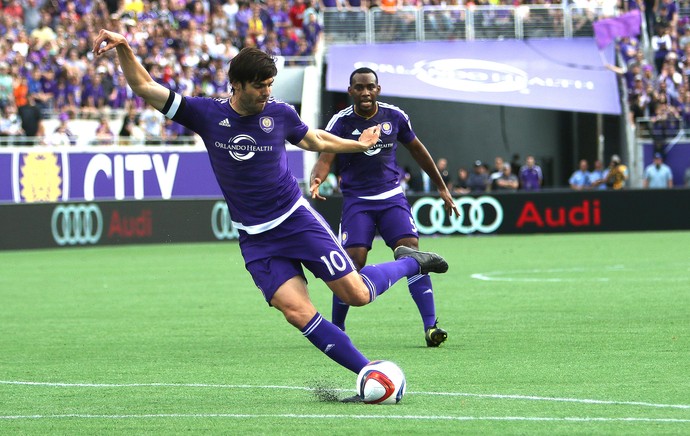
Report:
279,306,317,329
327,272,371,307
338,287,370,307
271,297,317,329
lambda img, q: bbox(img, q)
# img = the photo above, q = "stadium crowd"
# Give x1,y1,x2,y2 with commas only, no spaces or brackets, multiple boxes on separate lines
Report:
2,0,690,184
0,0,324,144
619,0,690,147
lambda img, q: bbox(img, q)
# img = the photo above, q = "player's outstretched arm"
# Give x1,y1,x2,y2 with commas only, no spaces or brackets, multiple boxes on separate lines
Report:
298,125,380,153
92,29,170,111
404,138,459,217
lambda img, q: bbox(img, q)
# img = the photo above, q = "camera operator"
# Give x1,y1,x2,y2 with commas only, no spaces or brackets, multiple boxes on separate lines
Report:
604,155,629,190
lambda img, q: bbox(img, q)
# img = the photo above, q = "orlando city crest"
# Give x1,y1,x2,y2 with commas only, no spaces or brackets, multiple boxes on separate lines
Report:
19,152,63,202
260,116,274,133
381,122,392,135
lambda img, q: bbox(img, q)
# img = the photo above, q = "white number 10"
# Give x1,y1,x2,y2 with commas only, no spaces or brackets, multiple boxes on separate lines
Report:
320,251,347,276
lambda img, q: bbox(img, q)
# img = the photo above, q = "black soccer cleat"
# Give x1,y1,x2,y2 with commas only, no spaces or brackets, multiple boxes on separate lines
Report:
340,394,363,403
394,246,448,274
425,319,448,347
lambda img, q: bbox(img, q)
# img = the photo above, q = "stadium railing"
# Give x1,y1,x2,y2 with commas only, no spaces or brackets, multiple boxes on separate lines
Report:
0,136,201,147
322,5,612,45
634,116,689,148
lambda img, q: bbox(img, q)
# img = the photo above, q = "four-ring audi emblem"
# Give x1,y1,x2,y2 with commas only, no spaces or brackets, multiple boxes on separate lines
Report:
411,196,503,235
51,204,103,246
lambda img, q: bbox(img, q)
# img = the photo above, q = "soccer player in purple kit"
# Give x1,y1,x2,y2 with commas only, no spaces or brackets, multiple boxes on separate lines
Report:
310,67,459,347
92,30,448,387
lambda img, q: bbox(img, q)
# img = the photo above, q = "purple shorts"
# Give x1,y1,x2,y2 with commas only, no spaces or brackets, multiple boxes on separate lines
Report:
340,194,419,249
240,204,357,304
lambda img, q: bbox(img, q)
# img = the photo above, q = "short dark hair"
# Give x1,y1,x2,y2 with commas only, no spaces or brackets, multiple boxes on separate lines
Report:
349,67,378,86
227,47,277,87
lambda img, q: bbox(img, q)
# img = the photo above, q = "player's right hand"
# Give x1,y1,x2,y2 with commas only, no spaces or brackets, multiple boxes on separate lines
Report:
358,124,381,148
92,30,127,57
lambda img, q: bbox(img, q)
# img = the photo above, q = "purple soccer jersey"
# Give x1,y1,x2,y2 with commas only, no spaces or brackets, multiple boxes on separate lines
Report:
325,102,419,247
164,93,308,233
325,102,416,198
325,102,438,334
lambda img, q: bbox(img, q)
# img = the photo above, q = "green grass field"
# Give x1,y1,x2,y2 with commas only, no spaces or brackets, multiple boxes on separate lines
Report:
1,231,690,435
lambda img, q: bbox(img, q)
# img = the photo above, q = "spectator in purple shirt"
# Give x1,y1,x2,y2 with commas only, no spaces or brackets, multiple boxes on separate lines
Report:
191,0,207,26
73,0,93,17
659,0,678,31
263,31,282,56
53,75,75,115
518,155,543,190
303,11,322,49
173,5,192,29
206,69,226,98
279,37,297,57
235,1,252,39
109,75,133,109
81,72,108,117
27,67,50,110
39,69,58,109
290,37,312,65
267,0,292,39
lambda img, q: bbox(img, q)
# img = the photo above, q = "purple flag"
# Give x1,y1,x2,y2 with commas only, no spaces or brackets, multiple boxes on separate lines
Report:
593,10,642,50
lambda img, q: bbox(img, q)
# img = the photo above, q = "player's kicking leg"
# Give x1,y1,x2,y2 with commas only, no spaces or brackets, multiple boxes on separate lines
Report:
270,275,371,373
327,248,448,309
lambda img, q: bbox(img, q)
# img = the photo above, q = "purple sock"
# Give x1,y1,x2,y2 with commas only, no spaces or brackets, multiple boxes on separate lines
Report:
332,257,418,331
360,257,419,302
408,274,437,330
301,312,369,374
331,294,350,331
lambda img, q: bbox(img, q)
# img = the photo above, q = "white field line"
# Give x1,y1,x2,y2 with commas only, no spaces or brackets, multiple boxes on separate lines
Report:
2,380,690,410
471,267,610,282
1,413,690,423
470,265,690,282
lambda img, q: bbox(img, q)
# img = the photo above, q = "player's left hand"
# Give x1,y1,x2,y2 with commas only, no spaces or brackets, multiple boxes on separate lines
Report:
310,177,326,201
440,190,460,217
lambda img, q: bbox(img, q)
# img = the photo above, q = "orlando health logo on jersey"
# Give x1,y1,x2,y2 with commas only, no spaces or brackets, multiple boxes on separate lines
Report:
364,121,394,156
214,117,276,161
216,133,275,161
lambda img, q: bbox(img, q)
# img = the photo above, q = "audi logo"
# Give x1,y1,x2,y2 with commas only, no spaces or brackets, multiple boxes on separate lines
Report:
51,204,103,246
211,201,239,240
411,196,503,235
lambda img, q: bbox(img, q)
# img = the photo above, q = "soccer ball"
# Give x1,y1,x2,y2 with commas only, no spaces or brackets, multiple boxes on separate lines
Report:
356,360,406,404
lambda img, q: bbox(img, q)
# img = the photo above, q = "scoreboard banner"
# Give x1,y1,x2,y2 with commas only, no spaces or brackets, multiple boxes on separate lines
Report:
326,38,621,115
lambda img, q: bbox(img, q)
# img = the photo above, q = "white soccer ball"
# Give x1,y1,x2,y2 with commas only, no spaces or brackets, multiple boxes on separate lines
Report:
356,360,406,404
